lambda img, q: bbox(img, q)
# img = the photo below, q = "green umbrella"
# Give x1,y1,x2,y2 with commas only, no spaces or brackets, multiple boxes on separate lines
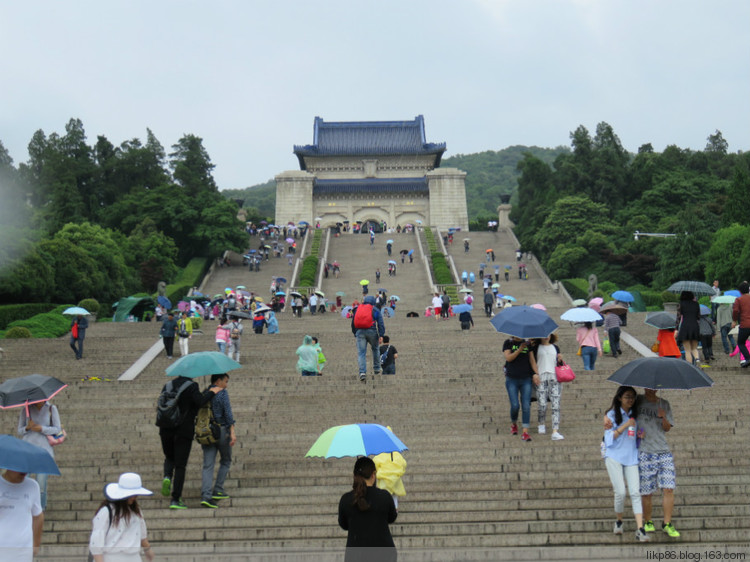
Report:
335,291,346,297
713,295,736,304
165,352,241,378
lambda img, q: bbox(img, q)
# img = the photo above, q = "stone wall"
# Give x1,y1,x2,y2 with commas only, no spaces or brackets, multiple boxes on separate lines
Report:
274,170,314,225
426,168,469,230
304,155,437,179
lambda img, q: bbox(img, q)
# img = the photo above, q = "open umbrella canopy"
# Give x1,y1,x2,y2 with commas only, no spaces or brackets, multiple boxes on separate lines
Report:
388,260,397,265
491,283,500,289
314,291,325,297
0,435,61,475
667,281,715,297
305,424,407,458
713,295,737,304
611,290,635,303
0,374,68,410
561,308,602,323
699,304,711,316
600,301,628,315
644,311,677,330
165,352,241,378
254,306,272,315
386,239,394,244
236,285,246,290
530,303,547,311
503,295,517,302
341,306,353,318
459,288,473,293
408,249,414,255
228,310,252,319
335,291,346,297
62,306,90,315
290,291,302,298
607,357,713,390
360,280,370,286
399,249,408,254
390,295,400,302
157,296,172,309
452,304,473,314
486,249,493,253
275,291,286,296
286,238,295,244
276,277,287,284
490,305,558,339
571,299,587,307
724,290,741,298
504,265,513,270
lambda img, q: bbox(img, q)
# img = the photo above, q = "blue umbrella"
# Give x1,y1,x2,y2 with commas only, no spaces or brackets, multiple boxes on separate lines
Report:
276,277,287,284
157,296,172,309
305,424,407,458
699,304,711,316
0,435,61,475
611,290,635,303
452,304,473,314
62,306,91,315
275,291,286,296
386,239,394,244
298,221,310,226
725,290,741,297
560,308,602,323
248,249,257,253
407,249,414,255
388,260,397,265
490,305,558,338
166,352,242,378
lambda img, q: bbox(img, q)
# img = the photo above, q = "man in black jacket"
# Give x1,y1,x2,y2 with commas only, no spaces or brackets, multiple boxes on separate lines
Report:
159,377,219,509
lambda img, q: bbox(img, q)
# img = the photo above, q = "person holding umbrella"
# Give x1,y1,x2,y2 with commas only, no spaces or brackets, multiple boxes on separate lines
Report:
89,472,155,561
603,386,650,542
69,313,89,360
676,291,701,366
0,465,45,559
338,457,398,562
503,336,540,441
17,400,63,510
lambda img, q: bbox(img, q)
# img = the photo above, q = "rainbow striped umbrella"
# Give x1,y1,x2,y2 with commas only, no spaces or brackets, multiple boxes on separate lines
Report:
305,424,407,458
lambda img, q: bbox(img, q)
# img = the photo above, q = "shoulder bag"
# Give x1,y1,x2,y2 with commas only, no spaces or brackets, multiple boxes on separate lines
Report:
555,362,576,383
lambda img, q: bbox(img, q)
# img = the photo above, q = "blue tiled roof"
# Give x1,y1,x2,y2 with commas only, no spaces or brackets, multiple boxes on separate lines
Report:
313,178,429,196
294,115,446,169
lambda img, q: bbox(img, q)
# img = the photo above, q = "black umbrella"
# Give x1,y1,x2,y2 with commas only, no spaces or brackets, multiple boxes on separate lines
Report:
644,311,677,330
667,280,715,297
0,374,68,410
399,249,409,254
607,357,714,390
227,310,252,319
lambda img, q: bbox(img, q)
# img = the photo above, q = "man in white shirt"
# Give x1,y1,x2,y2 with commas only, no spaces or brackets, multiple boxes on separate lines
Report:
0,469,44,561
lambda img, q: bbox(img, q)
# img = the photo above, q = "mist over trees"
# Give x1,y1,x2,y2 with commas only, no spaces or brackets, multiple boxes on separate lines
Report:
0,119,246,304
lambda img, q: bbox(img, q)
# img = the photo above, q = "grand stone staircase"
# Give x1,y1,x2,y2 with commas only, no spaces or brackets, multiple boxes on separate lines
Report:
1,229,748,561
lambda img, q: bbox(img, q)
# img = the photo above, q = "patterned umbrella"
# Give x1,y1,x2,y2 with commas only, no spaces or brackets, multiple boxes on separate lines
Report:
667,281,715,297
305,424,407,458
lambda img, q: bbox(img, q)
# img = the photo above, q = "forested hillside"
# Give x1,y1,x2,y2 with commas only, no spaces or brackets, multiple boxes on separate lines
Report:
512,122,750,289
0,119,247,304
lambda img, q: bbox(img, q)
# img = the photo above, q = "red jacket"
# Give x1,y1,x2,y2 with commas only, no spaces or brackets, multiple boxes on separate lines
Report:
732,293,750,327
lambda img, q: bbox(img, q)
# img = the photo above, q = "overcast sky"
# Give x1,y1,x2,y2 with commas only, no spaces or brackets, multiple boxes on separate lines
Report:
2,0,748,190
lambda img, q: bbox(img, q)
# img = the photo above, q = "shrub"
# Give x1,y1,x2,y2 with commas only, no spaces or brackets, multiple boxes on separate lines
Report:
661,291,679,303
5,326,32,338
77,298,100,316
0,303,57,330
190,315,203,330
5,308,72,339
299,256,319,287
561,279,589,300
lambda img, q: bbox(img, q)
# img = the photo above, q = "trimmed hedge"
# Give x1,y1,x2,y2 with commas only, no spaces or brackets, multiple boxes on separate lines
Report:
298,230,322,287
163,257,211,307
3,305,75,339
78,298,100,316
0,303,58,330
5,326,32,338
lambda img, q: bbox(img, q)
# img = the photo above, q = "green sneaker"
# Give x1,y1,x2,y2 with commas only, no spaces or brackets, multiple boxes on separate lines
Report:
169,499,187,510
201,500,218,509
161,477,171,497
662,522,681,538
212,492,230,500
643,520,655,532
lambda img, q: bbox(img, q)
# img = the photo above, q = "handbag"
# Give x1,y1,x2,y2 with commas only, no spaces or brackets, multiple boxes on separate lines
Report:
555,362,576,383
651,341,660,353
602,339,611,354
576,346,582,356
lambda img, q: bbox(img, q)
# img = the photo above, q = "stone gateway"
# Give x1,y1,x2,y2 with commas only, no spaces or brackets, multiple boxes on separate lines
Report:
275,116,468,231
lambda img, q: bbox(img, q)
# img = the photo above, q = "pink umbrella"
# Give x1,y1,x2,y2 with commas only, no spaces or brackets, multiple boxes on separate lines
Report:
286,238,294,244
588,297,603,312
530,303,547,311
177,301,190,312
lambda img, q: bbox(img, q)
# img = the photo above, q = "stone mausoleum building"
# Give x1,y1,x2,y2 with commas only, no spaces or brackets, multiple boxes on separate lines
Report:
275,116,469,231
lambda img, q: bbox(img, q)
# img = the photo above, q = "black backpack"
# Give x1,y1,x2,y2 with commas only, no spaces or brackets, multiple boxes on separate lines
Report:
155,379,190,428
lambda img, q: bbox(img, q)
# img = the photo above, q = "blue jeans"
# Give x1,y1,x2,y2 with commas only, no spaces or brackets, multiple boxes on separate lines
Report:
505,376,532,428
201,426,232,501
33,473,48,510
356,328,380,374
69,336,83,359
581,346,598,370
720,324,736,354
216,341,226,354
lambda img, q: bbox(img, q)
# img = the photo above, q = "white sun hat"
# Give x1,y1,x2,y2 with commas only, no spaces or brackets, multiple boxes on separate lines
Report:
105,473,153,501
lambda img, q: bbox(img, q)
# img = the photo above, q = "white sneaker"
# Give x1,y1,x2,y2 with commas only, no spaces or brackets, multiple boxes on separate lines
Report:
613,520,624,535
551,431,564,441
537,425,546,434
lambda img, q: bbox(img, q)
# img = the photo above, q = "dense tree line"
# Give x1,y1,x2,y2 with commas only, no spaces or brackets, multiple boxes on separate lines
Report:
510,123,750,288
0,119,246,304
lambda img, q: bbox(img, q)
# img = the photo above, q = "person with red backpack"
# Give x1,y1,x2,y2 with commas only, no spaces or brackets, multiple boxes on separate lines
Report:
351,295,385,382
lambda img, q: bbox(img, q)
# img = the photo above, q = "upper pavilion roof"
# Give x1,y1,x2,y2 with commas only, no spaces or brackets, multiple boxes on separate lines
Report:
293,115,446,170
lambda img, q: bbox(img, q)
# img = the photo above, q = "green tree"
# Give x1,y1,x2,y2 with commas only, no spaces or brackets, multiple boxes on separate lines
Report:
170,134,217,196
127,218,179,291
704,224,750,287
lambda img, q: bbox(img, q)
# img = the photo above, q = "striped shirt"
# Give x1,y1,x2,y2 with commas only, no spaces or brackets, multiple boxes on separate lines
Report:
603,313,622,330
